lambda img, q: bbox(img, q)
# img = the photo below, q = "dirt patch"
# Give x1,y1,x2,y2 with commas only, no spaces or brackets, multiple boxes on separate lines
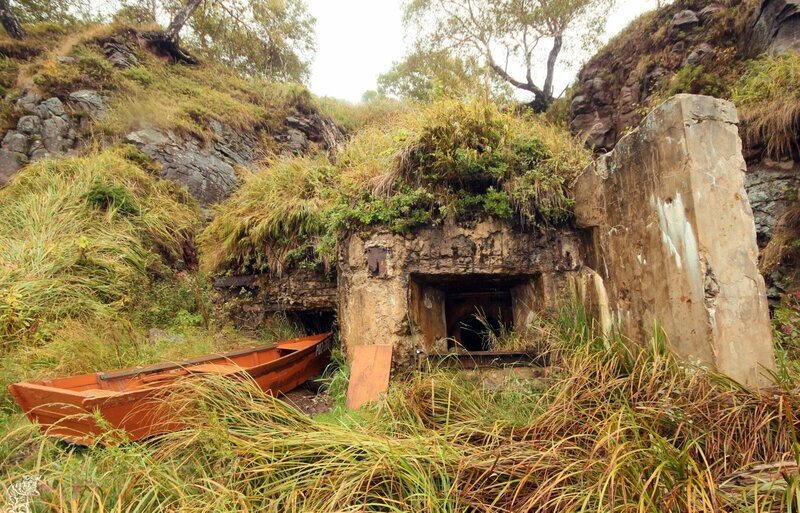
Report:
280,387,333,416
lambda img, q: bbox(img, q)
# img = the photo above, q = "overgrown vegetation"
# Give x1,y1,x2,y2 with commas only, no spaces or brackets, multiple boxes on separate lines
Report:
733,52,800,160
0,147,198,348
2,309,799,512
20,26,319,147
200,98,590,275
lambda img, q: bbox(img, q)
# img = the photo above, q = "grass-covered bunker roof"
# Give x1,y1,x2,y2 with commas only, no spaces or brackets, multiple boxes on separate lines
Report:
199,98,590,276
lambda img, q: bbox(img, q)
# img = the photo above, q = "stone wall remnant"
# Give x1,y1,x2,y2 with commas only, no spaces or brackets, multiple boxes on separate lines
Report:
574,94,776,387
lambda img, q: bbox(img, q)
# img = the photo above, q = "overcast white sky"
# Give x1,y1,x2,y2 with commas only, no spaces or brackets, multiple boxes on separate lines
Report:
306,0,663,102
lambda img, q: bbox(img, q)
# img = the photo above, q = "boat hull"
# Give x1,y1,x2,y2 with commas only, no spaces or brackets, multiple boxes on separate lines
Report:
9,333,332,444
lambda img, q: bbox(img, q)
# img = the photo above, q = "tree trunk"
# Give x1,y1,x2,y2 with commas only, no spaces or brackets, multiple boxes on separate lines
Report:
542,34,563,101
0,0,26,40
139,0,203,65
165,0,204,43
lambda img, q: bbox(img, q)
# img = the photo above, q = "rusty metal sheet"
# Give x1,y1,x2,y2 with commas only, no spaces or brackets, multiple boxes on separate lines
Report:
346,344,393,409
365,247,388,277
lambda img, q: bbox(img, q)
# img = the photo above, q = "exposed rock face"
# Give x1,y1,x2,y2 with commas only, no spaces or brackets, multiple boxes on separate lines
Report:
0,90,101,185
0,88,344,206
747,0,800,55
338,219,585,369
570,0,800,296
68,90,109,120
746,160,800,296
279,114,344,156
570,0,800,151
574,95,775,387
672,9,701,30
125,126,254,205
124,110,344,205
0,35,344,204
569,2,731,151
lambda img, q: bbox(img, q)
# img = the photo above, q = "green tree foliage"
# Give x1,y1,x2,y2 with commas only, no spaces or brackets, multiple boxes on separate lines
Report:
377,49,510,101
182,0,315,81
13,0,92,24
105,0,315,82
403,0,615,111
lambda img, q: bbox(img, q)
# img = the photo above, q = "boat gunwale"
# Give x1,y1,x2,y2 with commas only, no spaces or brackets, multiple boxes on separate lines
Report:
98,332,332,381
9,333,333,406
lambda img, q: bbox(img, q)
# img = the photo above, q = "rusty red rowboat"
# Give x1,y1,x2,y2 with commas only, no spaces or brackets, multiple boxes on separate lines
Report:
9,332,333,444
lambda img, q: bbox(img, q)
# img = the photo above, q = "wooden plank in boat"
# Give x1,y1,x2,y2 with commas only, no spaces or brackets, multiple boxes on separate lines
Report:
346,344,392,410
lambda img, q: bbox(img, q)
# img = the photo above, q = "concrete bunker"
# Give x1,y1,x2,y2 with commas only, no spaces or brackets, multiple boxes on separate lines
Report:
338,219,585,368
337,95,778,386
220,94,778,388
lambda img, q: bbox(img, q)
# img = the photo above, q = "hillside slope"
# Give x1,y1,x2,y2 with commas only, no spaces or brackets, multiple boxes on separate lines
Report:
0,23,343,205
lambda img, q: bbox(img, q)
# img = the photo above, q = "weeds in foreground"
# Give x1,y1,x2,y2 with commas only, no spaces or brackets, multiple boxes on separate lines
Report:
2,311,798,512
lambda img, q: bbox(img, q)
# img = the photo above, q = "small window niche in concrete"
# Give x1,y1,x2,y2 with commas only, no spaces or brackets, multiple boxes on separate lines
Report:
409,274,544,353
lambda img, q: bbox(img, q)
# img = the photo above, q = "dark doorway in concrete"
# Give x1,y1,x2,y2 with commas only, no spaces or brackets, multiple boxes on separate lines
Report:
445,289,513,351
409,274,537,352
453,312,504,351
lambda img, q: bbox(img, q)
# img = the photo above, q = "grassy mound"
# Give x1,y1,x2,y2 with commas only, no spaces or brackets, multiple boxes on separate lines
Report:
0,147,198,347
200,98,589,275
200,157,338,275
733,52,800,160
2,313,798,512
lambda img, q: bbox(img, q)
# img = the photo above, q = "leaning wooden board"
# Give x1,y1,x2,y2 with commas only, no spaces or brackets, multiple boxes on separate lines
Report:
346,344,392,409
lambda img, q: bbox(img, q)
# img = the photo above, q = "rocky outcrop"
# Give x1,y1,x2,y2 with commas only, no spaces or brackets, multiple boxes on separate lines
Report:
747,0,800,55
569,1,736,151
123,110,344,205
125,125,255,205
0,89,109,185
278,113,344,156
570,0,800,151
574,95,776,387
0,34,344,205
570,0,800,297
0,83,344,205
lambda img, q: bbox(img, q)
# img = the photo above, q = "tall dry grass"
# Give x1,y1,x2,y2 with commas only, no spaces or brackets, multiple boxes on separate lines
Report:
2,310,798,512
733,52,800,160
